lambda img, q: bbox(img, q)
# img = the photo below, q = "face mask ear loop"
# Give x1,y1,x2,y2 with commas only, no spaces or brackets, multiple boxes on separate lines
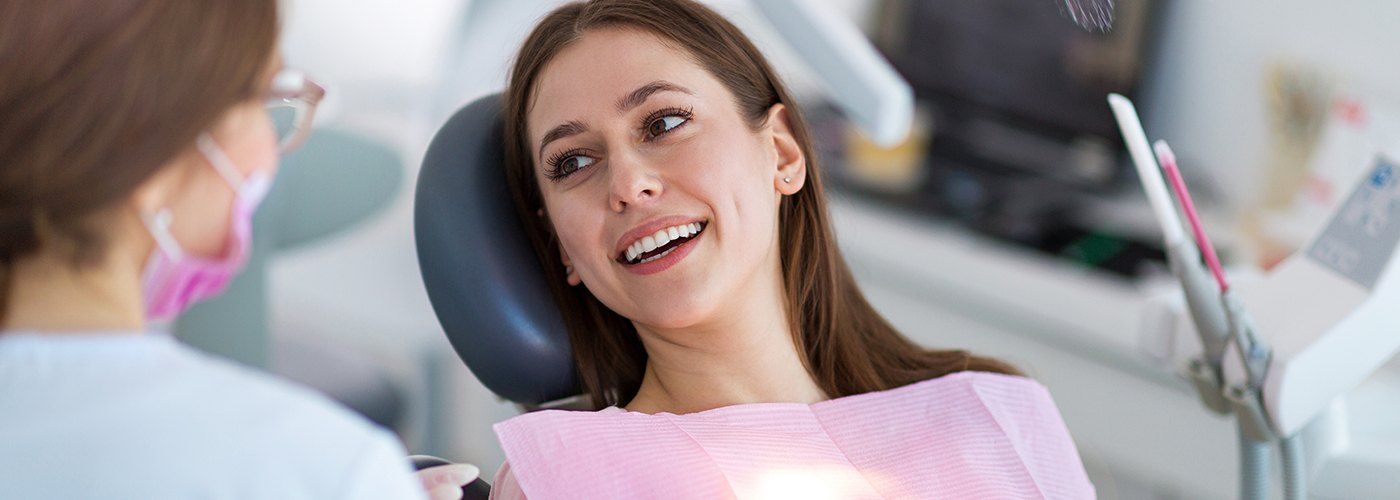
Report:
196,133,246,190
140,208,185,261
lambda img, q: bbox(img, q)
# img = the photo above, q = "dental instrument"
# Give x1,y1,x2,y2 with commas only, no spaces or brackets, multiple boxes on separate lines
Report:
1112,93,1400,500
1113,93,1291,500
1108,94,1234,414
1155,140,1280,499
1155,142,1228,292
1110,93,1273,499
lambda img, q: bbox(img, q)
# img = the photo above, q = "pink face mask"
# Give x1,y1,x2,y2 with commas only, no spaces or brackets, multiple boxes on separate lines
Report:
140,134,274,322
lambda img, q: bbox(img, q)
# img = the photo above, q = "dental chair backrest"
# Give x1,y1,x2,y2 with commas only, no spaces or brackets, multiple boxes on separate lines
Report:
415,93,579,406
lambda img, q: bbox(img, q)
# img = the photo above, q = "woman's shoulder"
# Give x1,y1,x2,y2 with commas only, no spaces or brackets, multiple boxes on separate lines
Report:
167,346,424,495
837,370,1050,409
0,335,420,498
492,406,631,445
156,343,409,461
939,370,1059,415
932,370,1050,398
916,369,1040,388
912,371,1062,422
813,371,1066,440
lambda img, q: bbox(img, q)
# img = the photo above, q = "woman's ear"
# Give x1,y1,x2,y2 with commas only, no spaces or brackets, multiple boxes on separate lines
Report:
128,150,197,216
541,207,582,287
559,247,581,286
766,104,806,196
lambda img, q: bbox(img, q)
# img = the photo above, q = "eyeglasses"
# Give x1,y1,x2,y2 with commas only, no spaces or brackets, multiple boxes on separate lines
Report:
265,68,325,153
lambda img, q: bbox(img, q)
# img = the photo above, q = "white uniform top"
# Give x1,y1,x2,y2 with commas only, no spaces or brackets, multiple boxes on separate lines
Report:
0,331,426,500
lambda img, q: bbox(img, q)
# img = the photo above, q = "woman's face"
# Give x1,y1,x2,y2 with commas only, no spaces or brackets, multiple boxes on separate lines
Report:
160,58,282,258
528,28,803,330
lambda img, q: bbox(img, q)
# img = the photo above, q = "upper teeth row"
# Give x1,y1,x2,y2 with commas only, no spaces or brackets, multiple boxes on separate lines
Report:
626,222,702,262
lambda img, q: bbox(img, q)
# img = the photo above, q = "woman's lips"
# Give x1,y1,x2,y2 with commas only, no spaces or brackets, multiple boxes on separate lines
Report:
614,217,708,262
618,225,704,276
617,221,707,264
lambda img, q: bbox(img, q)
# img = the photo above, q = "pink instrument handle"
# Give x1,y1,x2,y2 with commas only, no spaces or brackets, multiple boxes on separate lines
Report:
1155,142,1230,292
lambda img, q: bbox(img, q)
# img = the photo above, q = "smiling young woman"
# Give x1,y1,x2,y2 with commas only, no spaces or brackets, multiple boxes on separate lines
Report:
487,1,1096,498
503,0,1020,414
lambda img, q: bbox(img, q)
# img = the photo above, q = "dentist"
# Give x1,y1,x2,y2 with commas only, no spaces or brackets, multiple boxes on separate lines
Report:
0,1,471,498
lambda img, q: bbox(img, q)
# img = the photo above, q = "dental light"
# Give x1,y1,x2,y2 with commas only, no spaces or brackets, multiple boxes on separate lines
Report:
749,0,913,147
449,0,916,147
1111,93,1400,500
750,0,1117,146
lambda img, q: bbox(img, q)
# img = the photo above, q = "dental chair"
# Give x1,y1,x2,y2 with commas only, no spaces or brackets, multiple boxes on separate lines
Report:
412,94,581,498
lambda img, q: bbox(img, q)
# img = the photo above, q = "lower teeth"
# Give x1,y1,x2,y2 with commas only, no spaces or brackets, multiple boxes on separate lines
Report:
638,245,678,264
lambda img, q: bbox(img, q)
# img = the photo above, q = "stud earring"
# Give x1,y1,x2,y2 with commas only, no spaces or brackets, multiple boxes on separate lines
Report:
783,176,792,183
565,265,573,275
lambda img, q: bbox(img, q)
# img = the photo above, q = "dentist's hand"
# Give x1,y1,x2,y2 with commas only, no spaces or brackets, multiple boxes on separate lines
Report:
416,463,480,500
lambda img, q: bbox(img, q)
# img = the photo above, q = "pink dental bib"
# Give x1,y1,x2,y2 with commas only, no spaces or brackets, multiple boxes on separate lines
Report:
493,371,1094,499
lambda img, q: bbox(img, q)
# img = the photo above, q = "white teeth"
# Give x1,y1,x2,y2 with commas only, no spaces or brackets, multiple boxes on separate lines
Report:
622,221,707,263
639,245,678,264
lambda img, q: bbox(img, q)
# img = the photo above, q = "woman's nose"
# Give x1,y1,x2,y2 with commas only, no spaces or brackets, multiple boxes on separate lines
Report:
607,152,662,213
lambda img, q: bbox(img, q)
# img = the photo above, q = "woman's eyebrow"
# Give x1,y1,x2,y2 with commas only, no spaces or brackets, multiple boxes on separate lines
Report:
538,120,588,160
615,80,693,113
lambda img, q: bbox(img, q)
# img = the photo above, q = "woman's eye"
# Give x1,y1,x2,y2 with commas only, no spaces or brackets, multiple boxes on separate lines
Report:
645,114,688,139
558,155,596,176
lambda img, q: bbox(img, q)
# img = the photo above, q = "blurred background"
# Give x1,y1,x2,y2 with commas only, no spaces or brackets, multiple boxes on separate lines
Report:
180,1,1400,498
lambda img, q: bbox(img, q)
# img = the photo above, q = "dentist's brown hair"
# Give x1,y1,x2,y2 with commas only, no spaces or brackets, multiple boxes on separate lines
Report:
0,0,278,324
503,0,1019,408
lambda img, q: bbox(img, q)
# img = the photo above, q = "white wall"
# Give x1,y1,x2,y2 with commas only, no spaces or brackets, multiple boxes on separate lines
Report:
1139,0,1400,210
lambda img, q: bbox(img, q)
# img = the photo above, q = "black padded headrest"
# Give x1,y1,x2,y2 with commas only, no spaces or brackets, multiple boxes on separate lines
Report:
414,94,578,405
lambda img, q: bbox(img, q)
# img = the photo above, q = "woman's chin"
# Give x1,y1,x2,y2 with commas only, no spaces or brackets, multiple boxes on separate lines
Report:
626,296,717,331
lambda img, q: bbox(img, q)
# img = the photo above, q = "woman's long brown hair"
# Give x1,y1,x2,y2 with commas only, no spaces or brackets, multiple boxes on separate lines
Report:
0,0,279,324
503,0,1019,408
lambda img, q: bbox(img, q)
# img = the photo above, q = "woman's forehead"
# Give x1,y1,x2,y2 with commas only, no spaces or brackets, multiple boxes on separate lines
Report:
528,28,716,134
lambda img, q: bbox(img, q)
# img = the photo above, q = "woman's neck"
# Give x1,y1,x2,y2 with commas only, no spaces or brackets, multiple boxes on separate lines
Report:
3,249,146,333
625,269,827,414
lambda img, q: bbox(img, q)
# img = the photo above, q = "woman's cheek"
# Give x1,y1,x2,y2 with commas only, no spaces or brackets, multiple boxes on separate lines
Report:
555,214,603,266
